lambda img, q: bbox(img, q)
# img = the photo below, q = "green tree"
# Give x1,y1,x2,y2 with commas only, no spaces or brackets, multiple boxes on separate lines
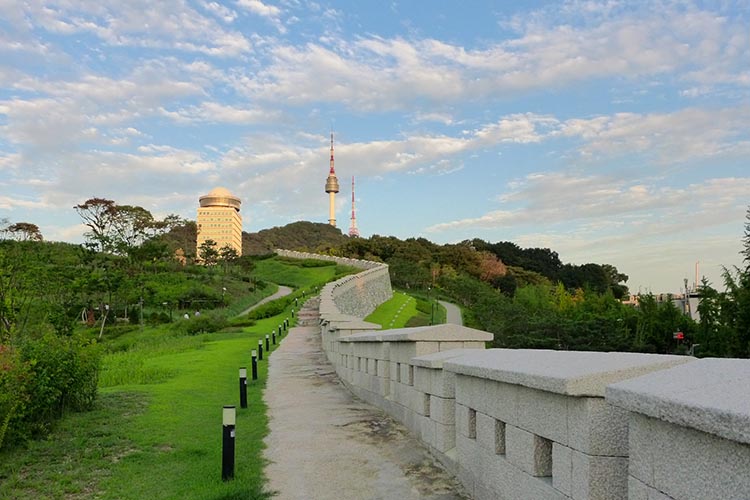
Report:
74,198,117,252
198,239,219,265
5,222,43,241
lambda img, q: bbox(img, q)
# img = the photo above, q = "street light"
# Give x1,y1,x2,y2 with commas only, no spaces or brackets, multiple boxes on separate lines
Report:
162,302,172,322
222,287,227,307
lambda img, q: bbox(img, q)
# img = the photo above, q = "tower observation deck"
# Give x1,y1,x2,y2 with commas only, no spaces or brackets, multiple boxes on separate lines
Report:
325,132,340,227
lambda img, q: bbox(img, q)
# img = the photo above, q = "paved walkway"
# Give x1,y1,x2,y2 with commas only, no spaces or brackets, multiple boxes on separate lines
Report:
237,285,293,316
438,300,463,326
263,323,466,499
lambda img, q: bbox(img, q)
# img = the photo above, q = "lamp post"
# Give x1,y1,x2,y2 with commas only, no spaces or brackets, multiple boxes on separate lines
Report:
222,287,227,307
162,301,172,322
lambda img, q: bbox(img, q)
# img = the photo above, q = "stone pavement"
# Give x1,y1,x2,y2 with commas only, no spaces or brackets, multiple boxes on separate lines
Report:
263,317,467,499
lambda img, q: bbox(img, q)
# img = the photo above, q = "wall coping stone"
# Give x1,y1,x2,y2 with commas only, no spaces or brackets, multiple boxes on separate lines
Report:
444,349,693,397
337,324,493,343
320,313,364,324
606,358,750,444
410,349,482,369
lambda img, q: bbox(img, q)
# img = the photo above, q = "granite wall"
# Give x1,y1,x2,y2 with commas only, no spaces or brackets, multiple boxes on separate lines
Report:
286,251,750,500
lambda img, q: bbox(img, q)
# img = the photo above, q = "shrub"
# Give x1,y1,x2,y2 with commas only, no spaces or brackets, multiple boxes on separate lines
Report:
2,334,101,447
172,313,228,335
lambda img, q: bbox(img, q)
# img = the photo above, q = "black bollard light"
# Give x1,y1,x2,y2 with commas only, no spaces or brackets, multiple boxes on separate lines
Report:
222,406,236,481
258,340,263,361
239,368,247,409
272,330,276,345
265,334,270,351
291,308,295,318
251,350,258,380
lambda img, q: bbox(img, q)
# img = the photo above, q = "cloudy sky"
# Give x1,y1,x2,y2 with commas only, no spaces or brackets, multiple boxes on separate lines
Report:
1,0,749,293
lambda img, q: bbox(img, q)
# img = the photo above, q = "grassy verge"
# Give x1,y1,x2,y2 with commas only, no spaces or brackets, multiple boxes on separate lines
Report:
0,266,314,499
366,291,449,329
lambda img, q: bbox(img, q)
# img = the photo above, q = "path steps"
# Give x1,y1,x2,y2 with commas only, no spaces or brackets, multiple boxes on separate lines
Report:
262,301,466,500
296,297,321,327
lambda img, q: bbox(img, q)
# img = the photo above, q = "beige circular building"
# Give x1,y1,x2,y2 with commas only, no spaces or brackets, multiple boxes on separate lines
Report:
197,187,243,257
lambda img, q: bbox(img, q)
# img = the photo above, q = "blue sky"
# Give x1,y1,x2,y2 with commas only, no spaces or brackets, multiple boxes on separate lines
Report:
1,0,749,293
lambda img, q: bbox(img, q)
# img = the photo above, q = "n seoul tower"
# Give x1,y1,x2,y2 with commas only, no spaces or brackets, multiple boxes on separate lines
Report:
324,132,340,227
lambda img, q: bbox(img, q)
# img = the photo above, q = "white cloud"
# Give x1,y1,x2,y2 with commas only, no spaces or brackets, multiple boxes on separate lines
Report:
12,0,252,57
236,0,281,18
559,107,750,163
427,173,750,233
228,3,748,110
161,101,275,125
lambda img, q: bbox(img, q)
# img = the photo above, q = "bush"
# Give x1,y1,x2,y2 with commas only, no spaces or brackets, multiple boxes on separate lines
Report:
2,334,101,447
172,314,228,335
246,297,290,320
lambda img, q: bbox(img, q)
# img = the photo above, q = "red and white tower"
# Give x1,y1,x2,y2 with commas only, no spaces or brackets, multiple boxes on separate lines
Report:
348,176,359,237
324,132,340,227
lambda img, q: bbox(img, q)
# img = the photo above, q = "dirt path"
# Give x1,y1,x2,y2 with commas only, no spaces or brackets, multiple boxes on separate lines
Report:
237,285,293,317
262,323,466,499
438,300,463,326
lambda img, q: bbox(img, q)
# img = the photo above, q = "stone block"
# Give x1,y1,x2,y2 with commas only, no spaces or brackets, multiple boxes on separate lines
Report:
552,442,572,497
627,414,658,485
414,366,433,394
456,403,473,438
646,414,750,500
506,424,552,477
429,394,455,425
444,349,691,397
476,411,497,455
628,476,650,500
438,341,468,352
568,396,629,456
485,379,519,425
570,449,628,500
433,419,456,453
517,385,568,444
399,363,413,386
376,359,389,378
607,358,749,445
455,374,490,415
367,358,377,375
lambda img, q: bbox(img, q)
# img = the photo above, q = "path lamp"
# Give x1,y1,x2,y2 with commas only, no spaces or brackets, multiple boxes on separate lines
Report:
251,350,258,380
162,302,172,322
222,406,236,481
239,368,247,409
258,340,263,361
272,330,276,345
265,334,270,351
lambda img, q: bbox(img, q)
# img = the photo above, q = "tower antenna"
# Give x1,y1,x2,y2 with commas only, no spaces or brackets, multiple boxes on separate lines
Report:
349,176,359,237
324,131,340,226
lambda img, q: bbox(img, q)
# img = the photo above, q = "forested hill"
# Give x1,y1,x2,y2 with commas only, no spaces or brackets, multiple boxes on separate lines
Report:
242,221,347,255
236,221,629,298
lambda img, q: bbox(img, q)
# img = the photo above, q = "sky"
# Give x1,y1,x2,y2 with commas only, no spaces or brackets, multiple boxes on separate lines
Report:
1,0,749,294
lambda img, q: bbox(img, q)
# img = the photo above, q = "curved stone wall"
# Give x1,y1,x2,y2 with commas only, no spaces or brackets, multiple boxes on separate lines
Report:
280,250,750,500
275,249,393,318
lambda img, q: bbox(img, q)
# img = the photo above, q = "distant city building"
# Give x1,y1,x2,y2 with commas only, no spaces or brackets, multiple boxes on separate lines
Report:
196,187,242,257
325,132,340,227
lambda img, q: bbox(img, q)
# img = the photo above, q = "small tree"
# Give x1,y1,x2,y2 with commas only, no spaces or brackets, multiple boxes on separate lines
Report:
5,223,43,241
74,198,117,252
198,239,219,265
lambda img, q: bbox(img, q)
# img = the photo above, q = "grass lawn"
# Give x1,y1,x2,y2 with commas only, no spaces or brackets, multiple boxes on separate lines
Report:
0,256,360,499
1,315,289,499
365,291,448,329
